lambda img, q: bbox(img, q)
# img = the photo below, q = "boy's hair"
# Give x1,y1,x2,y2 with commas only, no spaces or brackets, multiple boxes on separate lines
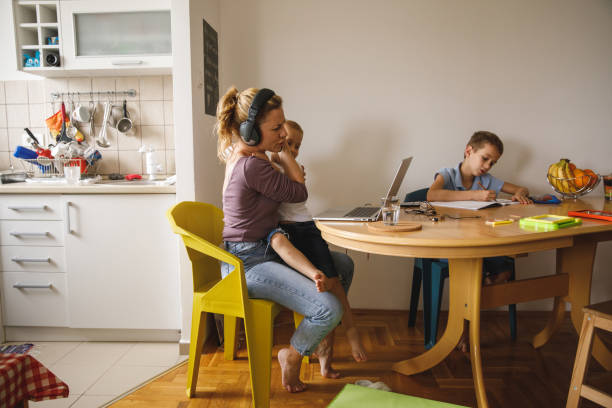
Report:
467,131,504,155
284,120,303,137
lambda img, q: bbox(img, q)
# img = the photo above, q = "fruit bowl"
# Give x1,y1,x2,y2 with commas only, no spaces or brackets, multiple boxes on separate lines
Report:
546,173,601,199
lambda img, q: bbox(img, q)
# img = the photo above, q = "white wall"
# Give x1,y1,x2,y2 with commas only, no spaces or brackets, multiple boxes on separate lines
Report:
219,0,612,309
171,0,223,349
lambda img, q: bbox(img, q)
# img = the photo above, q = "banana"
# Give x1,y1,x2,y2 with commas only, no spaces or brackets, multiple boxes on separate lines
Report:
556,161,569,193
562,159,577,193
547,161,561,191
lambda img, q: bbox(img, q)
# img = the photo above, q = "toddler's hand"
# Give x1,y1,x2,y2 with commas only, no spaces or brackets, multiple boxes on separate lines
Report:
474,189,497,201
270,152,281,164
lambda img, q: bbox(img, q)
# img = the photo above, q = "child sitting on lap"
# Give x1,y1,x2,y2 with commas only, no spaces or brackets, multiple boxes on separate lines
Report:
268,120,367,368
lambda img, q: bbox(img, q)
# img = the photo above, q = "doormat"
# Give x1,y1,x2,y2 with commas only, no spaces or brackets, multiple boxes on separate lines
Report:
0,343,34,354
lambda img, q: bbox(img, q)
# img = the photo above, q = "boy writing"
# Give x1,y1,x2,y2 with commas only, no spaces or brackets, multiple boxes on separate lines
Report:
427,130,531,350
268,121,367,372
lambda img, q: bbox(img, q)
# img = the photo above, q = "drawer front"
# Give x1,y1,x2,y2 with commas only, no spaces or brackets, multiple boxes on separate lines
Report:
1,272,68,326
0,220,65,246
0,246,66,273
0,195,63,221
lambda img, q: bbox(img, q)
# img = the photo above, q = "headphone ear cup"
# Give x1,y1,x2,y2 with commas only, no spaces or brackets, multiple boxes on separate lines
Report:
239,121,260,146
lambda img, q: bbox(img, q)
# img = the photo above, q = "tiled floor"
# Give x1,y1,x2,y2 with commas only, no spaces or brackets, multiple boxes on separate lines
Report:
4,341,187,408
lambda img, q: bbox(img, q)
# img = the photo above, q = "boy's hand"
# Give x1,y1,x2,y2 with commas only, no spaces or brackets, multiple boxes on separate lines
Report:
474,189,497,201
512,193,532,204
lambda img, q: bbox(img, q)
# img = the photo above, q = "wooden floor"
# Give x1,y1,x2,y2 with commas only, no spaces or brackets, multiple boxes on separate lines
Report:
111,310,612,408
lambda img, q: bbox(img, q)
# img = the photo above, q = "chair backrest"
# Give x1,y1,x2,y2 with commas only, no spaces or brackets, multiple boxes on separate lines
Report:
405,187,429,202
166,201,247,301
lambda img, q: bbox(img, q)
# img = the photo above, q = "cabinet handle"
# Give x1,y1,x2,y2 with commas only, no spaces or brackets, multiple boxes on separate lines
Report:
8,205,48,211
111,60,143,66
65,201,72,234
13,283,53,289
10,231,50,237
11,257,51,263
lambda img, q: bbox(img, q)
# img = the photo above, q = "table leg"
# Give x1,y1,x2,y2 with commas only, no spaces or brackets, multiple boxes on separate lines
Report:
393,258,489,408
533,249,567,348
563,236,612,371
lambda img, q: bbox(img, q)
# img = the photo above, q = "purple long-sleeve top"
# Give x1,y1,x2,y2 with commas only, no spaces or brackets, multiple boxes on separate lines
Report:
222,156,308,242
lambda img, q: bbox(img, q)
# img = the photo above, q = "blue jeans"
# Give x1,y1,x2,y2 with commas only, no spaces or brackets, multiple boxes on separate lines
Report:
222,239,354,356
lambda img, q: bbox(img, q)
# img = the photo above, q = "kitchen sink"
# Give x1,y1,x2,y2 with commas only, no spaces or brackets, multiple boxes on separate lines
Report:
98,179,169,186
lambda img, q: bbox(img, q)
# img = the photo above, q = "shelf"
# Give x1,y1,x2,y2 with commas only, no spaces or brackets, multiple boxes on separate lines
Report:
13,1,61,71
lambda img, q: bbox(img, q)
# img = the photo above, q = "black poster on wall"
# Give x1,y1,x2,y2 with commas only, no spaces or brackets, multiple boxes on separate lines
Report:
203,19,219,116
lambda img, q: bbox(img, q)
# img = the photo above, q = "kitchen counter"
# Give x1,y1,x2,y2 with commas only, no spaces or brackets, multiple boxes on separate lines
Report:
0,181,176,194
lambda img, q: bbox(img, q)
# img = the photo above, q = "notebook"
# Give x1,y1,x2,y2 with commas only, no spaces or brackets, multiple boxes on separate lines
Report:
429,199,518,211
313,157,413,222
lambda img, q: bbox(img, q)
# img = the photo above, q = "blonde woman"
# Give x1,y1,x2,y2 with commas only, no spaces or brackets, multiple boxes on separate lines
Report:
217,87,354,392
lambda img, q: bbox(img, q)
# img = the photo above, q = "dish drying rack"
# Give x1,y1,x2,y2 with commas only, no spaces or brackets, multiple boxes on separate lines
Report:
17,157,99,178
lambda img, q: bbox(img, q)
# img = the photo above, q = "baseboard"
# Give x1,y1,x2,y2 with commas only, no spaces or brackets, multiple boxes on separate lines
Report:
5,326,181,342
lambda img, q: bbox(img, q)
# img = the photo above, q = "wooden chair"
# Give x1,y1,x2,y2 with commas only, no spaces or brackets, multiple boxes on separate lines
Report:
167,201,303,407
567,300,612,407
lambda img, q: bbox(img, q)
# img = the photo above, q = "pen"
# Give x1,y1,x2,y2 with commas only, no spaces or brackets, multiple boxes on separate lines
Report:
485,219,514,226
478,181,486,190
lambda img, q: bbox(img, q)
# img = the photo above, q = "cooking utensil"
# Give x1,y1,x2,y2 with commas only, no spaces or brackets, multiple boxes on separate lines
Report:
24,128,53,158
96,102,111,148
116,100,133,134
89,101,97,141
57,102,71,143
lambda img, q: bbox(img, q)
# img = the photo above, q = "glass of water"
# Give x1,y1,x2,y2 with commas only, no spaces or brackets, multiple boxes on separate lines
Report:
64,165,81,184
381,197,400,225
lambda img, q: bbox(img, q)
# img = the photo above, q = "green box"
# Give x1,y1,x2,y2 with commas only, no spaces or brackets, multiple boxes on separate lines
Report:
327,384,469,408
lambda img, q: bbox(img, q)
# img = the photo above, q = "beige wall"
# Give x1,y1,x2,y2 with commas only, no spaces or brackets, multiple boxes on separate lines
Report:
219,0,612,309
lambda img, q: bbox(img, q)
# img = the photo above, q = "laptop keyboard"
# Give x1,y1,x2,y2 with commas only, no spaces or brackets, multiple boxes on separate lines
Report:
344,207,379,218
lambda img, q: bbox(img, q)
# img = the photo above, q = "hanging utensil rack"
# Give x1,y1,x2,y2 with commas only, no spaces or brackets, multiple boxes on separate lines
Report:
50,89,137,100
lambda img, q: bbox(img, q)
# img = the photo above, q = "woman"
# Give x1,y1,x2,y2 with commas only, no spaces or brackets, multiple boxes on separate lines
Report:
217,86,354,393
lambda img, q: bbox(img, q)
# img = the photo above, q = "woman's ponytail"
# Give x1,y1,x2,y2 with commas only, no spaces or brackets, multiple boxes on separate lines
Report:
215,86,239,162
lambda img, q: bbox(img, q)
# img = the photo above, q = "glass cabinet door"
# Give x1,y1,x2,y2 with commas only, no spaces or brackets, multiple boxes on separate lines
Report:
74,10,171,57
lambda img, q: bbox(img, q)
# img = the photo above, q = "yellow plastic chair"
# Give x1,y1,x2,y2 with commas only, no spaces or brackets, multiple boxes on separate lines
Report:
167,201,304,407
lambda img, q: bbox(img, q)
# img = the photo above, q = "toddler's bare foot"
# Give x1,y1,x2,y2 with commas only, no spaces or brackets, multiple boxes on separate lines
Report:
313,335,340,378
456,335,469,353
484,270,512,286
314,273,329,292
346,327,367,362
278,347,307,393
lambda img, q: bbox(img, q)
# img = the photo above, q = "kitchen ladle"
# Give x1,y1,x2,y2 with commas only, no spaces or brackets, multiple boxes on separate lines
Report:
96,102,112,148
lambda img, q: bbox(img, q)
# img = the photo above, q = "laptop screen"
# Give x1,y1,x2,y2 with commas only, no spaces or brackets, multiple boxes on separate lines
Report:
382,157,413,206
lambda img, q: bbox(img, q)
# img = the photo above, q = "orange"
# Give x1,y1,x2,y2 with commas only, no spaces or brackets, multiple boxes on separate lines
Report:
584,169,597,187
573,169,587,189
569,163,577,171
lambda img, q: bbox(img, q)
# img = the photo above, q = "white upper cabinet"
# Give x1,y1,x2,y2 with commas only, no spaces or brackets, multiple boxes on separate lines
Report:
11,0,172,76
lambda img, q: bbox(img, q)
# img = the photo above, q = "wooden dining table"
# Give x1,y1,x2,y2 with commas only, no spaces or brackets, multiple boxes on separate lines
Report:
316,196,612,408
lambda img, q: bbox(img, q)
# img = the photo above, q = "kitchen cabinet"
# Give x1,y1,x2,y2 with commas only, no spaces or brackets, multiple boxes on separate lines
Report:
0,195,68,327
63,194,179,329
10,0,172,76
11,1,62,73
59,0,171,74
0,193,180,337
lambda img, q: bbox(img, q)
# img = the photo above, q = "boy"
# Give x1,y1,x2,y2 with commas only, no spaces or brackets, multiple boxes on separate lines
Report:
427,130,530,350
269,121,367,370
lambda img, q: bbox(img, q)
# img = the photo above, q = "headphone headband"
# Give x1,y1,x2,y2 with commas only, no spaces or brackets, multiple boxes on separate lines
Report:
239,88,276,146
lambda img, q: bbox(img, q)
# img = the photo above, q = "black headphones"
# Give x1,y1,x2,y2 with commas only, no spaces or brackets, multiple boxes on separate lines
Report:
239,88,275,146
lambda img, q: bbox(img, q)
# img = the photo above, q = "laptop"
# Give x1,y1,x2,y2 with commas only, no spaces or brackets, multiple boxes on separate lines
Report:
313,157,413,222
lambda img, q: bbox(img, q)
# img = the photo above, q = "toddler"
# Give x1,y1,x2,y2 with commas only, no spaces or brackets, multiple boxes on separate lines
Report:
268,121,367,371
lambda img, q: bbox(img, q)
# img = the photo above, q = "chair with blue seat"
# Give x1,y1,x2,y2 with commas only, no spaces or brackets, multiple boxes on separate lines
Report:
167,201,304,407
405,188,517,349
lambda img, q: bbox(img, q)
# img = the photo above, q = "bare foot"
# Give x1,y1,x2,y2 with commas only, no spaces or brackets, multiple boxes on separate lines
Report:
314,273,330,292
457,321,469,352
278,347,307,393
484,270,512,285
313,334,341,378
346,327,367,362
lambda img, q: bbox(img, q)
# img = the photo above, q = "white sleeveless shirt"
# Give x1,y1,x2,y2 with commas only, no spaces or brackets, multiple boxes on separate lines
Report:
277,161,312,222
